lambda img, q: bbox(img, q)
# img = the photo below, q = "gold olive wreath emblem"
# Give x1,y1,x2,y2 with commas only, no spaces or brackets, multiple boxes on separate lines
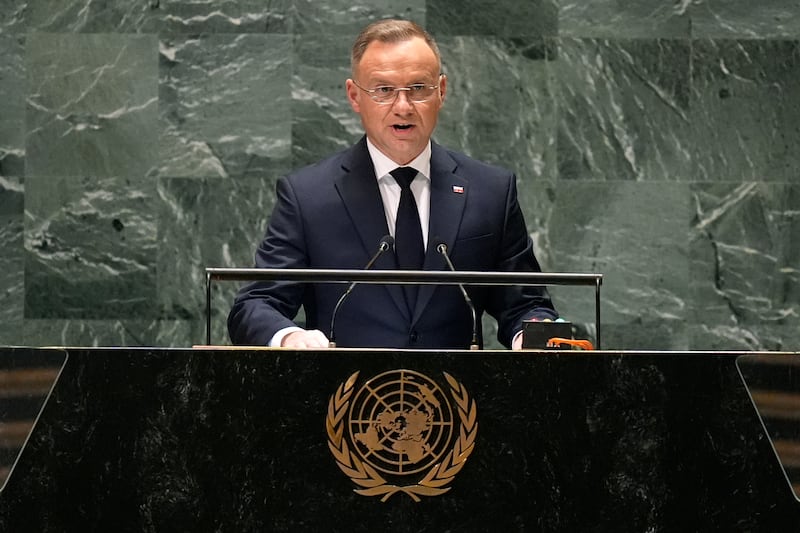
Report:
326,370,478,502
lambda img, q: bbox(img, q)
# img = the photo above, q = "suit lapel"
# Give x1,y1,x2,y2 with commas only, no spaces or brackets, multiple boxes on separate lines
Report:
335,137,410,321
413,143,467,323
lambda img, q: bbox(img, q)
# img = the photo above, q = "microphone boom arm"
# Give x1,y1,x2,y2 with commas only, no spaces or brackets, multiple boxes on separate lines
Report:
328,236,394,348
437,242,480,350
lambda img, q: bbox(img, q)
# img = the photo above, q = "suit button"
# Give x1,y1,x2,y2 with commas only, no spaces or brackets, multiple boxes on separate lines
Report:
409,331,419,343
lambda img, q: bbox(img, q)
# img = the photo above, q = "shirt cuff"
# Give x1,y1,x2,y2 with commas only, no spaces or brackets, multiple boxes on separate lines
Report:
270,326,303,347
512,330,524,350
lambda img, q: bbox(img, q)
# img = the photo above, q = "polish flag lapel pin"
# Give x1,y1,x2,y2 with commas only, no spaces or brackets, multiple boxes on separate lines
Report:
452,185,464,194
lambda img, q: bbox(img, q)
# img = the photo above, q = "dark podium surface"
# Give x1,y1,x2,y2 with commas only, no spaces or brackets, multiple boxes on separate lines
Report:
0,347,798,532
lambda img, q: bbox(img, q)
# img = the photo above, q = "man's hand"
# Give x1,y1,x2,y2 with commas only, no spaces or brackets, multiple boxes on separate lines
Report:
281,329,330,349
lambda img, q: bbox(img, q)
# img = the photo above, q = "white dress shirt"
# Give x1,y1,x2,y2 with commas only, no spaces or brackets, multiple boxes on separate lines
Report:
366,137,431,249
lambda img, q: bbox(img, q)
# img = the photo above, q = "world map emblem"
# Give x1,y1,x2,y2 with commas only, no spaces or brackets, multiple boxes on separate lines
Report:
326,369,478,501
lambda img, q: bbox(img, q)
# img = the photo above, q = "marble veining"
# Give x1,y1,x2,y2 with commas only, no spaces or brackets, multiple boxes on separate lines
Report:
24,175,157,319
158,34,293,179
692,0,800,38
690,183,800,326
560,0,691,38
25,33,159,179
0,178,24,340
556,38,693,182
690,39,800,182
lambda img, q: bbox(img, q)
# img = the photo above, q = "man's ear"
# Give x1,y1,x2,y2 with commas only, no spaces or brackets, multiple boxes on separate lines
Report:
345,79,361,113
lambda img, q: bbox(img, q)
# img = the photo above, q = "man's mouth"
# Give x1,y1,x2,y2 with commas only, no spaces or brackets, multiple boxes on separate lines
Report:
393,124,414,131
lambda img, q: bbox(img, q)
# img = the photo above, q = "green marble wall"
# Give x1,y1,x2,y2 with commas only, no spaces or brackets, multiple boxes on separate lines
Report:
0,1,798,350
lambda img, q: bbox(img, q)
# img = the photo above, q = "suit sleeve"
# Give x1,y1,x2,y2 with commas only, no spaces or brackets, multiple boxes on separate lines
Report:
485,174,558,346
227,177,309,345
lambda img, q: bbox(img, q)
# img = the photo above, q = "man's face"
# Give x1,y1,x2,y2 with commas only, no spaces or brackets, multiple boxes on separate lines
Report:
346,37,447,165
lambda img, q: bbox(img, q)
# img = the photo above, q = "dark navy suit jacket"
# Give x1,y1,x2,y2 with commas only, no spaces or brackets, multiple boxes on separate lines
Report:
227,137,557,349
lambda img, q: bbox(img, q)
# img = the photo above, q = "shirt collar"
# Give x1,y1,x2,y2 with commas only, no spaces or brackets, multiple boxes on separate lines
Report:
366,138,432,181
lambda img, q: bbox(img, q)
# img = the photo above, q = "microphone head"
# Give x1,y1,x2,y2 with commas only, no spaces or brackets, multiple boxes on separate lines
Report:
436,241,447,254
379,234,395,251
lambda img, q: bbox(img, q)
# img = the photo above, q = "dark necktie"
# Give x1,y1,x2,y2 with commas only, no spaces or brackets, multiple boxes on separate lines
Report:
391,166,424,313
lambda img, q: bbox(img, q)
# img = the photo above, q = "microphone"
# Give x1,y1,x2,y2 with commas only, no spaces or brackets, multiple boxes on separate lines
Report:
435,240,480,350
328,235,394,348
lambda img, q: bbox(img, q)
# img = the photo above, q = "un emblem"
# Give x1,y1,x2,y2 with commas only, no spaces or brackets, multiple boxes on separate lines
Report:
326,370,478,501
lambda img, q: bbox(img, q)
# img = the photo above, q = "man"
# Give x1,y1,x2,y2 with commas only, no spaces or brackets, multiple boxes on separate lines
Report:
228,19,558,349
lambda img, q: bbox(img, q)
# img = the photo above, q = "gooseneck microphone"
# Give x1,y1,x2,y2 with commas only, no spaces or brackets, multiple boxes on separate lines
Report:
436,240,480,350
328,235,395,348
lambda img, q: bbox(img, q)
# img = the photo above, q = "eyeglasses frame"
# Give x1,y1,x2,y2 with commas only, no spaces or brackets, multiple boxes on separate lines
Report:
351,76,443,105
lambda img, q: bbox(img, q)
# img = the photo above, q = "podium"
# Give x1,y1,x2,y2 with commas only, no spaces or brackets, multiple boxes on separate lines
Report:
0,347,798,532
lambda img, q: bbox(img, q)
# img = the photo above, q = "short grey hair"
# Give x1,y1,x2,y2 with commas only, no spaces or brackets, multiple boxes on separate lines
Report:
350,19,442,75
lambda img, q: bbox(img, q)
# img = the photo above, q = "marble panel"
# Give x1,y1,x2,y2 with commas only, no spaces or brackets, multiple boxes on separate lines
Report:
692,0,800,38
156,176,277,340
690,323,800,351
427,0,558,37
158,0,292,33
547,182,691,332
0,35,25,178
24,175,157,319
25,0,158,32
20,319,195,348
518,180,558,275
690,39,800,182
603,321,689,351
159,34,293,179
293,0,425,36
0,177,24,346
436,37,558,184
689,183,800,333
559,0,691,38
154,318,205,348
25,33,159,179
291,34,362,169
0,0,26,33
556,38,693,181
21,0,298,34
204,290,241,346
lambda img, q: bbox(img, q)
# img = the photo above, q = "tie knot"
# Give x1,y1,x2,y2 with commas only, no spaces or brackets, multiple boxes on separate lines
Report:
391,167,418,190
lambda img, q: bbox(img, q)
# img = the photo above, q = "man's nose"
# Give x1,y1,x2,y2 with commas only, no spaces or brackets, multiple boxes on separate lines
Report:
391,89,414,111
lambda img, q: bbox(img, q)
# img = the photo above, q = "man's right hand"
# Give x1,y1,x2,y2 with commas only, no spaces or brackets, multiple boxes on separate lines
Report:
281,329,330,349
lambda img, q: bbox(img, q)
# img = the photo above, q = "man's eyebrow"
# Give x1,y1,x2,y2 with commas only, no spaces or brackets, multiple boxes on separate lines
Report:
369,79,433,86
366,71,436,84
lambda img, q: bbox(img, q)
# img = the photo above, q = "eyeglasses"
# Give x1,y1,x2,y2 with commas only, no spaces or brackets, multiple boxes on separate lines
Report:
351,78,441,105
